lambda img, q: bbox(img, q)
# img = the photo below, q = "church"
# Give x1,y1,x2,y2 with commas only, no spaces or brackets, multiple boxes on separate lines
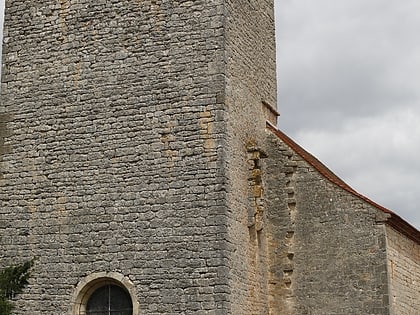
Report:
1,1,418,314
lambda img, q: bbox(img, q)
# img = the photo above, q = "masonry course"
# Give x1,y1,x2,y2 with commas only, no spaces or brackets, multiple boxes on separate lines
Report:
1,1,419,314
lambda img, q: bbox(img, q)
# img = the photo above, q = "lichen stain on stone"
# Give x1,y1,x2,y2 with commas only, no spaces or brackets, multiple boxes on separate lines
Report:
199,111,216,154
54,201,67,223
0,114,11,152
0,113,12,178
160,123,178,170
73,62,81,88
27,201,37,214
59,0,69,39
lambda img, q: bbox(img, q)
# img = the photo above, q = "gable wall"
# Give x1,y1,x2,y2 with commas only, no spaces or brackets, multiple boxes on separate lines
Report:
263,131,390,315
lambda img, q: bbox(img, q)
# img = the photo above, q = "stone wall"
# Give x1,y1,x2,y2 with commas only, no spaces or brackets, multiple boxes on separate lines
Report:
1,1,228,314
5,1,414,314
0,0,278,313
264,130,390,315
386,225,420,315
223,0,277,314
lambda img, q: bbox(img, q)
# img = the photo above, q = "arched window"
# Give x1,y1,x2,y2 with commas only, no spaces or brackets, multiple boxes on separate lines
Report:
86,284,133,315
72,272,139,315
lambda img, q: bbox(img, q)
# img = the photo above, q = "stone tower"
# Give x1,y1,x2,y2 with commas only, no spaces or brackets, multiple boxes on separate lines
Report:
1,1,277,314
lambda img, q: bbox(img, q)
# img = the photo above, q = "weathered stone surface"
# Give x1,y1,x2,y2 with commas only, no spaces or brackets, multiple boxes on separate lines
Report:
0,0,276,314
264,132,391,315
1,1,418,315
386,226,420,315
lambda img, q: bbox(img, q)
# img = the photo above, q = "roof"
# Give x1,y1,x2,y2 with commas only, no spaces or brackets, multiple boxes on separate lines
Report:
266,121,420,244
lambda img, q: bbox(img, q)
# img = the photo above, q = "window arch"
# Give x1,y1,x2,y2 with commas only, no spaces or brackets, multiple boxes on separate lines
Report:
72,272,139,315
86,283,132,314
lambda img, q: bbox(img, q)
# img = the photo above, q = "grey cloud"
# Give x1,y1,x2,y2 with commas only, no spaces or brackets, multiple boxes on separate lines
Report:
292,107,420,229
275,0,420,133
274,0,420,229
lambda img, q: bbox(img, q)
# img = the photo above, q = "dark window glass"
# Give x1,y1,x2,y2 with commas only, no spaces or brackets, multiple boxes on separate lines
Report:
86,284,132,315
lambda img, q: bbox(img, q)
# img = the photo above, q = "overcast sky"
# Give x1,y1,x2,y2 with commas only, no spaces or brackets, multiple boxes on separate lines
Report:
1,1,419,229
275,0,420,229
